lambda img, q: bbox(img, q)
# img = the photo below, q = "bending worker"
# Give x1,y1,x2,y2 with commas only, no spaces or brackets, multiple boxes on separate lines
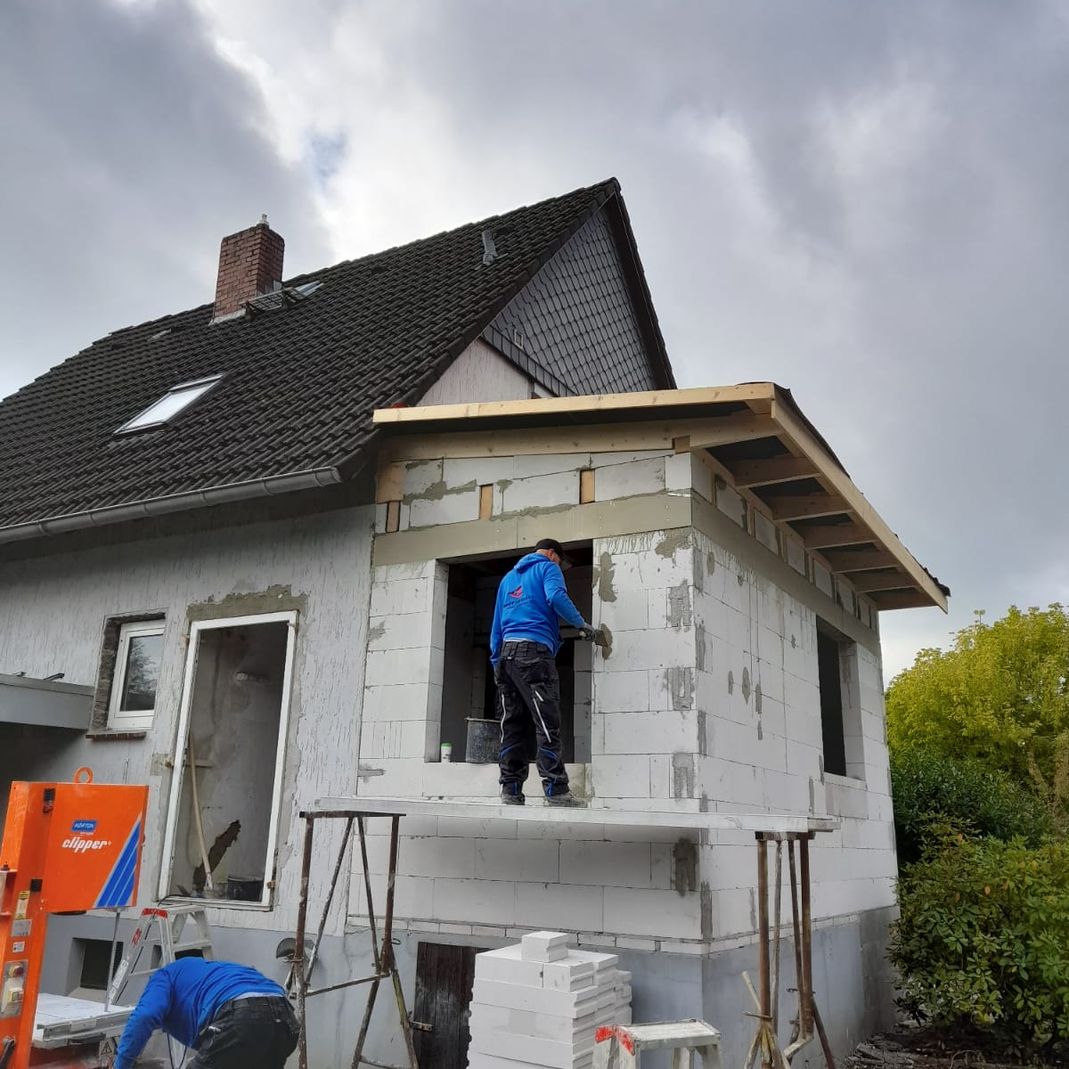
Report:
112,956,298,1069
490,537,596,806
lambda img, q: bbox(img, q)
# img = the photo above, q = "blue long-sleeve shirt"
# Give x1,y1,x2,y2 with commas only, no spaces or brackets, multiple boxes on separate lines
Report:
114,958,285,1069
490,552,586,664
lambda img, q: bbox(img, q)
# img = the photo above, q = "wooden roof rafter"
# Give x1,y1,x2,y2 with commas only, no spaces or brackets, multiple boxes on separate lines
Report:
372,382,948,612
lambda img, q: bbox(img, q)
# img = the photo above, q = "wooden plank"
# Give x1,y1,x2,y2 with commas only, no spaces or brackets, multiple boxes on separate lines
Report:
770,394,947,611
478,484,493,519
372,382,777,425
768,494,850,522
820,549,900,573
385,500,400,534
730,456,819,488
850,571,916,593
381,414,774,462
685,413,779,450
375,460,405,504
579,469,595,504
797,523,875,550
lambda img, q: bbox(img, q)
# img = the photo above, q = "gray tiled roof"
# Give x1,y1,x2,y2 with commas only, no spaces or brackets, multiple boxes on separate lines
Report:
0,180,673,533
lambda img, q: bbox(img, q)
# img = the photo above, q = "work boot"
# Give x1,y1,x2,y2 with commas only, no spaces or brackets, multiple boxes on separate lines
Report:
500,786,525,806
544,787,584,807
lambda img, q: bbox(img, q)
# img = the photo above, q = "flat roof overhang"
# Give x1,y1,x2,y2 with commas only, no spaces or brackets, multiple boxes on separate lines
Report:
308,796,839,835
0,673,92,730
373,383,948,613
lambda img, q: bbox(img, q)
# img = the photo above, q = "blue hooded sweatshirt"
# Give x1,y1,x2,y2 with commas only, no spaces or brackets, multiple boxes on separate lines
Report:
490,552,586,664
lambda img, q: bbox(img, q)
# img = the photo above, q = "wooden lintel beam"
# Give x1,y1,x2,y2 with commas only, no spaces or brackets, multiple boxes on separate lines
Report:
868,589,933,611
850,571,916,593
687,413,778,451
797,523,874,550
730,456,820,489
768,494,850,522
821,549,900,573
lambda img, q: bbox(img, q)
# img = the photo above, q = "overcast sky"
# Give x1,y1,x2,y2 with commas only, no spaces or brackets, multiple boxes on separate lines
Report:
1,0,1064,680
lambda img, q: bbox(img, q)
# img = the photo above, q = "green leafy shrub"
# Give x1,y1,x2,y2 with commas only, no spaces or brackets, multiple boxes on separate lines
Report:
891,747,1050,864
890,830,1069,1056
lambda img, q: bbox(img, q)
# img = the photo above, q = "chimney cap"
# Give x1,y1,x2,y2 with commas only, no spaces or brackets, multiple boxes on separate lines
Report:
260,213,269,226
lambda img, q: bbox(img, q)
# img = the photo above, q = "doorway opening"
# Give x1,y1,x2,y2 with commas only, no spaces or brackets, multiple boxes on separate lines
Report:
438,545,592,763
160,612,296,907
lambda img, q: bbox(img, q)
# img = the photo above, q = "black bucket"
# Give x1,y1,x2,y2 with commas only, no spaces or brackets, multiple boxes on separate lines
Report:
226,875,264,902
465,718,499,764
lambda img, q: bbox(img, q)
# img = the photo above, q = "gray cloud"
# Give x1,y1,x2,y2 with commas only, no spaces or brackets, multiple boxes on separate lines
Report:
0,0,330,399
3,0,1066,677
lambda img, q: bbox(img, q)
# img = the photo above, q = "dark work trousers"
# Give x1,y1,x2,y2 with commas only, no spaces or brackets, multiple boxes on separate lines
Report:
191,996,299,1069
497,640,569,795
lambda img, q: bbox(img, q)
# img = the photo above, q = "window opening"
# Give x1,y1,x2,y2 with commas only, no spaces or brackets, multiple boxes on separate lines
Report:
107,620,164,731
116,375,221,433
77,938,124,992
159,612,296,907
439,546,593,763
816,621,863,779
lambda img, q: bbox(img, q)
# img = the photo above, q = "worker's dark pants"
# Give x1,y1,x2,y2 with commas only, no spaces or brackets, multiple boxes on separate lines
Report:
496,640,569,796
191,996,299,1069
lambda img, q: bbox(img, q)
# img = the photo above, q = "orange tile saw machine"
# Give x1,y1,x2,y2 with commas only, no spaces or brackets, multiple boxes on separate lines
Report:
0,770,148,1069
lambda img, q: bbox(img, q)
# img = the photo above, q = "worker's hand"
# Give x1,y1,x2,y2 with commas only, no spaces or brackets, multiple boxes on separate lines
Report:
577,625,598,642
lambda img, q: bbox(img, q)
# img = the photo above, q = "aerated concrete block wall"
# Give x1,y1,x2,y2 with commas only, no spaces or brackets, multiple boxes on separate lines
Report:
355,441,897,956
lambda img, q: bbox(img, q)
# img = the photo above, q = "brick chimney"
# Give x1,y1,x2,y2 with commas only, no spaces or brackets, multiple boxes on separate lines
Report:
212,215,285,320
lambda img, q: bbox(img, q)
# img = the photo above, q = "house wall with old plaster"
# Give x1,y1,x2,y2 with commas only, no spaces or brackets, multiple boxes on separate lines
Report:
0,505,376,937
355,441,897,953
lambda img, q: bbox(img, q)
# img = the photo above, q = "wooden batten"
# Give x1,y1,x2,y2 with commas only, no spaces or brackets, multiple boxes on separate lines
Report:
730,456,819,488
769,494,850,522
820,549,900,573
850,571,916,593
798,523,874,550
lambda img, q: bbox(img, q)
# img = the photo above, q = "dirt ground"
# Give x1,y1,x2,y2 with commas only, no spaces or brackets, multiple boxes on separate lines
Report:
844,1024,1059,1069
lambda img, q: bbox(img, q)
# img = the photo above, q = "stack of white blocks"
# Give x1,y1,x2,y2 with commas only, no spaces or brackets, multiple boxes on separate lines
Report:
467,931,632,1069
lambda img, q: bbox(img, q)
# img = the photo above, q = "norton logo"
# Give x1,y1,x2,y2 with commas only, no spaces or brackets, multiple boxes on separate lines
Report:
71,820,97,834
62,837,112,853
508,585,524,599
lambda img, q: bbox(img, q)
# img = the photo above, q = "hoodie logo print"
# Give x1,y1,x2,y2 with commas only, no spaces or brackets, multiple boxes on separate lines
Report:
508,585,524,599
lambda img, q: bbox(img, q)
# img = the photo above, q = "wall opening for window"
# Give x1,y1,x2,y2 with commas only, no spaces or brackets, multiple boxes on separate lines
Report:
159,612,296,907
816,622,863,779
438,546,592,763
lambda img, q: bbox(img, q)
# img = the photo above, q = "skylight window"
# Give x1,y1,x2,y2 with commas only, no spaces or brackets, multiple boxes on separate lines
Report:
116,375,222,433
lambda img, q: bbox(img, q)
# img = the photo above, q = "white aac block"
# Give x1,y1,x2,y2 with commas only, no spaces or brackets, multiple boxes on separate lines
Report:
409,485,480,527
521,931,571,963
470,1004,596,1038
542,960,596,992
560,841,652,889
603,886,702,939
471,979,599,1017
469,1027,593,1068
475,948,547,987
592,671,651,713
476,838,560,883
501,470,580,513
594,457,665,500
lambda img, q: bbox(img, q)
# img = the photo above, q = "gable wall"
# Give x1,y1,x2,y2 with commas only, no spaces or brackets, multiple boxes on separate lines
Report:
488,208,659,396
418,338,535,407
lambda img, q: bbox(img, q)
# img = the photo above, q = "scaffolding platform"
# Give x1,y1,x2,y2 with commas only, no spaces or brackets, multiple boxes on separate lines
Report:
33,993,132,1050
308,796,839,835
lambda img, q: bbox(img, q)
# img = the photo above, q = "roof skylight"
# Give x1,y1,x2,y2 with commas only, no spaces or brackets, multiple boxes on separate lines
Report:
116,375,222,433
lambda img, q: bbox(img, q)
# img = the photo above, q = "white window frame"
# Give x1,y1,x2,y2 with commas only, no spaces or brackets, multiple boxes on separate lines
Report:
107,620,165,731
158,610,298,909
115,374,222,434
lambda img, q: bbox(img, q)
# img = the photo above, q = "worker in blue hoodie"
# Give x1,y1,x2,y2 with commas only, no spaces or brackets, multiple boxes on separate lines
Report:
490,538,596,806
112,957,297,1069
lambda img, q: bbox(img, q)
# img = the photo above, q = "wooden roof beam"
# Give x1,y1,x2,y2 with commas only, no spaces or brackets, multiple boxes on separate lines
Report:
798,522,875,550
769,494,851,522
867,589,934,611
730,456,820,489
850,571,917,593
770,392,947,611
685,413,779,451
821,549,900,573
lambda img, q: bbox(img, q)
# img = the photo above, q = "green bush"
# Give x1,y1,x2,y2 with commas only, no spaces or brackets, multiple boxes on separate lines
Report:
891,747,1050,864
890,830,1069,1056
